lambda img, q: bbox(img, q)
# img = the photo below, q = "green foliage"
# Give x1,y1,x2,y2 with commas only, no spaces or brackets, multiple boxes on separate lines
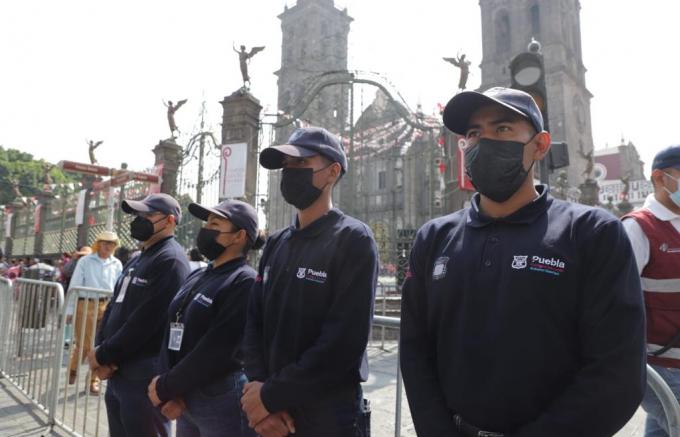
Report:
0,146,76,205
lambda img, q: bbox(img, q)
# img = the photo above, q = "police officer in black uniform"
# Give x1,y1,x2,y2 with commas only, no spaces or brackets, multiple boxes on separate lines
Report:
242,127,378,437
400,87,646,437
147,199,263,437
88,193,190,437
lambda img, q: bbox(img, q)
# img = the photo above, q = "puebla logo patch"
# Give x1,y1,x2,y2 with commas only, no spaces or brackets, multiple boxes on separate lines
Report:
432,257,449,280
511,255,528,270
295,267,328,284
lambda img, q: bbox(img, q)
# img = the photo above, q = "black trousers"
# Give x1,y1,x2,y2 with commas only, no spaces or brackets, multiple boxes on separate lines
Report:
289,384,370,437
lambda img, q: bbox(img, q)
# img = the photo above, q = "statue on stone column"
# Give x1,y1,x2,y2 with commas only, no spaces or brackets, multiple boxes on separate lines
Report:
443,53,471,90
234,44,265,88
10,178,27,206
552,170,570,200
577,147,600,206
578,148,594,180
87,140,104,164
620,171,632,200
42,163,55,186
164,99,188,138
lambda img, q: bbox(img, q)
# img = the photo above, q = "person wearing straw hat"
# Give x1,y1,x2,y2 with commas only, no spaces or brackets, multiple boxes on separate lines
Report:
67,230,122,394
147,199,264,437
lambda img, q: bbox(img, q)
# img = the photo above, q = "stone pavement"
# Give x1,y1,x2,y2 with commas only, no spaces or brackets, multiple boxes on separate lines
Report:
0,342,651,436
0,377,68,437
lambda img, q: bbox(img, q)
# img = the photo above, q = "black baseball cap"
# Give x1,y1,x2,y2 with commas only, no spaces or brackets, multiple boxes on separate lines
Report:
121,193,182,223
188,199,258,243
443,87,544,135
259,127,348,174
652,145,680,171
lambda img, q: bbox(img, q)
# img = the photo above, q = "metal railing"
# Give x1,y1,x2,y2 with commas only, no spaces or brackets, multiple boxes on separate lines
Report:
52,286,113,437
0,279,112,437
1,284,679,436
371,315,680,437
647,364,680,435
0,278,65,419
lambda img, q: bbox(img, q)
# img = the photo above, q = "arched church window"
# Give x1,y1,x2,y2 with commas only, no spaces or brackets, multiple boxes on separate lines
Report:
530,4,541,37
495,11,511,55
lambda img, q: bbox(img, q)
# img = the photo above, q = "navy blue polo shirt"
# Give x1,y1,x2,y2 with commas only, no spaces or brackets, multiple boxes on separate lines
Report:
96,236,190,374
154,257,256,402
243,208,379,414
400,186,646,437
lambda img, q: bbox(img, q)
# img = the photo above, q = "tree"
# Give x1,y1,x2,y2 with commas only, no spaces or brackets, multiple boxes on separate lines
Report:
0,146,76,205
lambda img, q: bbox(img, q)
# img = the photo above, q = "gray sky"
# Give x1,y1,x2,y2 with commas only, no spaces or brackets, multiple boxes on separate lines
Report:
1,0,678,178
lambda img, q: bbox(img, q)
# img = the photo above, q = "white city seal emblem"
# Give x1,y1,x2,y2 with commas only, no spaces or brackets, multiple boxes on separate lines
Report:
432,257,449,280
511,255,528,270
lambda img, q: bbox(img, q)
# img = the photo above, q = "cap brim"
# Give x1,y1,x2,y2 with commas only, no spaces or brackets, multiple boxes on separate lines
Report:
188,203,230,222
121,199,154,214
259,145,317,169
443,91,530,135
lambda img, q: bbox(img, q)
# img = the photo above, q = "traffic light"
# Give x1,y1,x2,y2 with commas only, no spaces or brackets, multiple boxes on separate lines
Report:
509,38,571,180
510,38,548,130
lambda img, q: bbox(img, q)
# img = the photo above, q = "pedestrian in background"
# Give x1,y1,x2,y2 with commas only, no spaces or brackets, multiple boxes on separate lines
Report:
67,231,122,394
187,248,207,272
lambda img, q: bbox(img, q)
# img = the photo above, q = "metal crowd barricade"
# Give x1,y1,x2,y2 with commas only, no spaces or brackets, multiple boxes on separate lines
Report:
372,315,404,437
51,285,112,437
370,315,680,437
647,364,680,436
0,278,64,419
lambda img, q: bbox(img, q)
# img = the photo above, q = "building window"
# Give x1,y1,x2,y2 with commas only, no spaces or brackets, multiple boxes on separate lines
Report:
495,11,511,55
378,171,386,190
530,5,541,37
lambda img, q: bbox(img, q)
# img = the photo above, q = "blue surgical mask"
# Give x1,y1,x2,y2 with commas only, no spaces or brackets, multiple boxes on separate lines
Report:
663,172,680,208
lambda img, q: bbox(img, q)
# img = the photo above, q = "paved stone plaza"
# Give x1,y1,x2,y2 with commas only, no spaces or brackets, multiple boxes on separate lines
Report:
0,341,650,437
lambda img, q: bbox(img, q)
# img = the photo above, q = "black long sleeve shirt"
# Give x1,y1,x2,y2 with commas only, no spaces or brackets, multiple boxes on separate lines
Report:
155,257,256,402
96,236,190,375
400,186,646,437
243,209,379,413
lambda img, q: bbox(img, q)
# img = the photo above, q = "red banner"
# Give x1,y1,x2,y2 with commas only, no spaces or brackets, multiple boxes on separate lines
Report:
456,136,475,191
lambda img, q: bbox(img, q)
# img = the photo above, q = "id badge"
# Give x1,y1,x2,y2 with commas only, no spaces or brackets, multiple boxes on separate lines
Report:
168,323,184,351
115,276,132,303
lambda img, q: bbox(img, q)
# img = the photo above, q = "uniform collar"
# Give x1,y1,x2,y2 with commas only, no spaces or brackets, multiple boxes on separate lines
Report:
290,208,342,238
467,184,551,228
141,235,174,255
643,194,680,222
208,257,246,273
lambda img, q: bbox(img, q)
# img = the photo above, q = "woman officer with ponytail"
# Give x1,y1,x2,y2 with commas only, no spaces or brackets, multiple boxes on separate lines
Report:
147,199,264,437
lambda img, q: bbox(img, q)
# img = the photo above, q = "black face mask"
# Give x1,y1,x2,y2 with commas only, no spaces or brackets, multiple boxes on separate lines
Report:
464,137,535,203
280,166,331,210
130,215,167,242
196,228,236,261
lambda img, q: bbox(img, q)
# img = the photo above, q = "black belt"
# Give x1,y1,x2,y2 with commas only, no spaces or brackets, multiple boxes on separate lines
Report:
78,297,109,302
454,414,505,437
